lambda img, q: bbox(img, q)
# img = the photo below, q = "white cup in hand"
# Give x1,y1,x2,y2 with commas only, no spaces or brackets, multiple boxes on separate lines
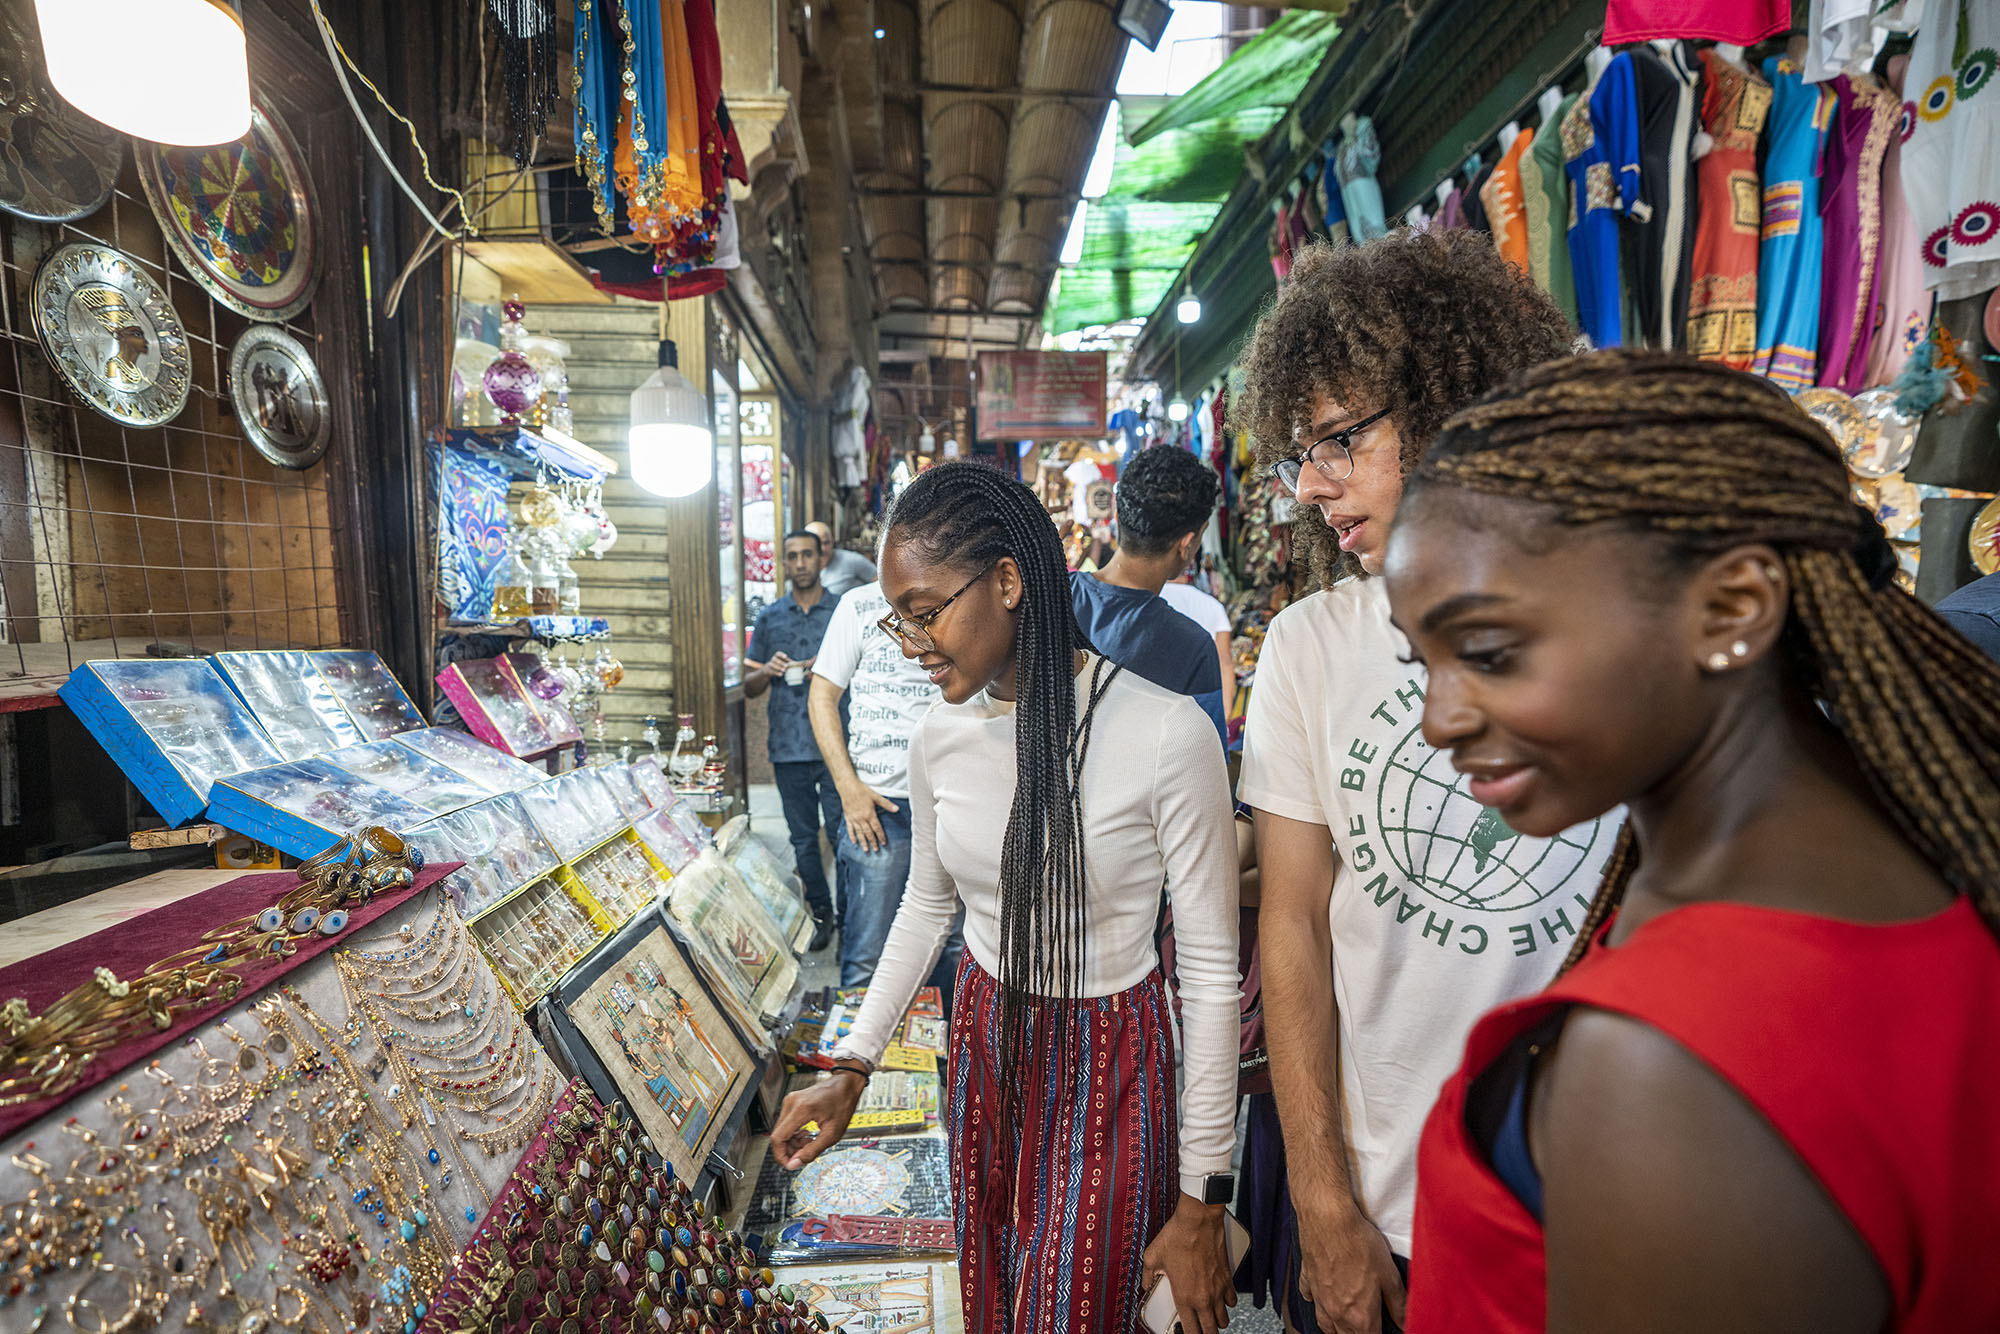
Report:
785,664,806,686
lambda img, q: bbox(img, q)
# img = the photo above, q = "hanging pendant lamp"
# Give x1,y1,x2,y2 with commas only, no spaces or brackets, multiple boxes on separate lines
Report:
35,0,253,146
629,340,714,498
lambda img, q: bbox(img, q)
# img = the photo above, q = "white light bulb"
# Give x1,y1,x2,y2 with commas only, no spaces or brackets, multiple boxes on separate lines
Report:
629,341,713,498
1176,294,1202,324
1166,398,1190,423
36,0,252,146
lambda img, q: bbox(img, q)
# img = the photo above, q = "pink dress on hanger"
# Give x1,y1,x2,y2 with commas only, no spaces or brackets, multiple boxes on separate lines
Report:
1864,55,1936,387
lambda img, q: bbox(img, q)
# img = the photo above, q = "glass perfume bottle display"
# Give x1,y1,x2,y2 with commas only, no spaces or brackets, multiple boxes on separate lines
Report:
491,534,533,621
668,714,702,785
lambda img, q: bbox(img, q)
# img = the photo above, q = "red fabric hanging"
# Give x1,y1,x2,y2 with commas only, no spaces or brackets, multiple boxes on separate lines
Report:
1602,0,1790,46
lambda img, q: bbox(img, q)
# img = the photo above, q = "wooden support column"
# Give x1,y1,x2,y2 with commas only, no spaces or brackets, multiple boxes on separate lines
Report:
661,300,726,742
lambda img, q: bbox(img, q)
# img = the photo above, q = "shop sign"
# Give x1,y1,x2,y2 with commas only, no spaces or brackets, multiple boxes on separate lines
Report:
974,351,1107,440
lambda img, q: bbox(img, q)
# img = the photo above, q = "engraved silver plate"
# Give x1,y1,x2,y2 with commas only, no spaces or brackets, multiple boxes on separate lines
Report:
31,242,192,427
227,324,331,469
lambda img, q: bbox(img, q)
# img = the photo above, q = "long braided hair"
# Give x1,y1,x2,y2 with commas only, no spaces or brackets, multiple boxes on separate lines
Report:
883,462,1098,1092
1408,350,2000,972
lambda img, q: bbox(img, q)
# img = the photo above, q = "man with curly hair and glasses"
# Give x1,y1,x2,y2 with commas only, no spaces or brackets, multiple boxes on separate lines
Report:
1233,230,1621,1334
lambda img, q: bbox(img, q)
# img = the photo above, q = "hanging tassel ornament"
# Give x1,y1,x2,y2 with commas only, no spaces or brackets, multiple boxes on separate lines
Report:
486,0,558,168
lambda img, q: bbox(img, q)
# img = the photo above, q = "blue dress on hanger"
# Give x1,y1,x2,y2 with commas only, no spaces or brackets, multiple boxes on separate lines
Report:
1564,54,1640,348
1752,57,1838,390
1335,117,1388,243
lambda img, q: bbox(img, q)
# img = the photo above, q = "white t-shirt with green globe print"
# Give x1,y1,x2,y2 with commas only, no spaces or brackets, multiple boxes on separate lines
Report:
1239,575,1622,1255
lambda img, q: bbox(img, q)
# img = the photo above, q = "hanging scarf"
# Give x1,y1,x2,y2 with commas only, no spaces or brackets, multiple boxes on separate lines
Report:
573,0,619,230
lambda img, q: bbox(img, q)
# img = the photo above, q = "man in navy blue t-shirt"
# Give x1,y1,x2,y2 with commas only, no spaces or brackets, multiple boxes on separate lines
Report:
1070,443,1227,743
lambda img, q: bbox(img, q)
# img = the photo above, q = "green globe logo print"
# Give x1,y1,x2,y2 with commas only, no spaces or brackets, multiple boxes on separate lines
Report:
1377,724,1601,912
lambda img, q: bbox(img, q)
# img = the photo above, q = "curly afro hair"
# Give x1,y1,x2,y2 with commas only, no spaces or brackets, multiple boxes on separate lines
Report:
1115,443,1220,556
1233,229,1576,586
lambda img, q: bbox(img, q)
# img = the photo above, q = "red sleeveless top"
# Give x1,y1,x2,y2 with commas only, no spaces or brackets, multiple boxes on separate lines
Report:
1407,896,2000,1332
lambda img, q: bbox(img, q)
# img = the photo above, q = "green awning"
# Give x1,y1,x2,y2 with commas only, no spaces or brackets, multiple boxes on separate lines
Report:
1112,96,1285,202
1128,11,1342,146
1043,198,1225,333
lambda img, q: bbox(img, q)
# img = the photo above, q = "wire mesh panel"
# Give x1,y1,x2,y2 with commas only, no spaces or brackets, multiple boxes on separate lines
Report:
0,159,347,693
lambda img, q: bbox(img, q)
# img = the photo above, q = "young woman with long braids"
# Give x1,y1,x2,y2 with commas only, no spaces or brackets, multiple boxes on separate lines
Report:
1382,351,2000,1333
771,462,1243,1334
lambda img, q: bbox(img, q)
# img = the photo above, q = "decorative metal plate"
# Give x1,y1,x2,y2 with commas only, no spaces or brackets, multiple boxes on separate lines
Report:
0,0,123,222
227,325,331,469
31,242,191,427
1972,497,2000,577
137,98,320,321
1845,388,1919,479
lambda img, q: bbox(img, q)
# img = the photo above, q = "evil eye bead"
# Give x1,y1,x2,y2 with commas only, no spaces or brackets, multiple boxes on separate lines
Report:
318,909,350,936
290,908,320,933
257,906,286,932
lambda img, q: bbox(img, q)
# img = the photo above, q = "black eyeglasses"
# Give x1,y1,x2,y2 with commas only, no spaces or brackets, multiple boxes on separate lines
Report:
1271,406,1394,494
877,563,996,652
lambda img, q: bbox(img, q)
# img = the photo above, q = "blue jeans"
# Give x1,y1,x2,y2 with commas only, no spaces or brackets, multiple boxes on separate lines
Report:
835,797,967,995
772,760,840,923
836,797,912,986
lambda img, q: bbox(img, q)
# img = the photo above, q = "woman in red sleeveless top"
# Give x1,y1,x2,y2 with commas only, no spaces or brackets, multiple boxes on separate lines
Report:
1378,350,2000,1333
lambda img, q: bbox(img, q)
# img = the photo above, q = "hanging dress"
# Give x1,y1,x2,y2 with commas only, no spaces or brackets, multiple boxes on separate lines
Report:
1752,58,1838,391
1816,73,1901,391
1863,55,1934,388
1335,117,1388,243
1623,43,1703,350
1565,56,1640,349
1481,128,1536,273
1524,93,1581,326
1902,0,2000,301
1603,0,1790,47
1686,50,1772,368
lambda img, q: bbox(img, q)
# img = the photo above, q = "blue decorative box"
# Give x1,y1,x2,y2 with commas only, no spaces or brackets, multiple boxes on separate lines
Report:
207,757,437,860
516,766,627,863
322,739,492,817
392,727,547,794
310,650,427,739
212,650,365,756
412,793,562,917
59,659,284,825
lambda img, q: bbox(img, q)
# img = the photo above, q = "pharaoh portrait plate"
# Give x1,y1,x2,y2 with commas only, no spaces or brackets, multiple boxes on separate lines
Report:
31,242,191,427
228,325,331,468
138,98,320,321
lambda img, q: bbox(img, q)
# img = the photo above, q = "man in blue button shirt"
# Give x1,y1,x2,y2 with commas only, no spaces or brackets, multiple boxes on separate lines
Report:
747,529,842,950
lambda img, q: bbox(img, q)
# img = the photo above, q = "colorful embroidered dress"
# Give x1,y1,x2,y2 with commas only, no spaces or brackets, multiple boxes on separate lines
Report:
1903,0,2000,300
1481,128,1536,272
1752,58,1837,391
1687,50,1771,367
1565,57,1640,349
1817,73,1901,391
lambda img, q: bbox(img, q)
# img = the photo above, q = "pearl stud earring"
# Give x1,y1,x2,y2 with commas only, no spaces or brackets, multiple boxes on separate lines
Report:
1705,651,1731,672
1731,640,1750,658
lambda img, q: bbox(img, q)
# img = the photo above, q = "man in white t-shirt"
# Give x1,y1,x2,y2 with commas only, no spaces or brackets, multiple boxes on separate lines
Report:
808,581,962,988
1234,232,1613,1334
1161,575,1236,719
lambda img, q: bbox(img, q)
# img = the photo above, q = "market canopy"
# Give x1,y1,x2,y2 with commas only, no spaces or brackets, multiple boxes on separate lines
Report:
1128,10,1342,147
1045,13,1340,335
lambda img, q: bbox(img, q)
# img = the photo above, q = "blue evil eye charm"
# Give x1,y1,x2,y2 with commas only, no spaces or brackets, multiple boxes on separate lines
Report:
290,908,320,933
466,1208,477,1223
427,1149,439,1165
257,907,285,932
319,909,349,936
